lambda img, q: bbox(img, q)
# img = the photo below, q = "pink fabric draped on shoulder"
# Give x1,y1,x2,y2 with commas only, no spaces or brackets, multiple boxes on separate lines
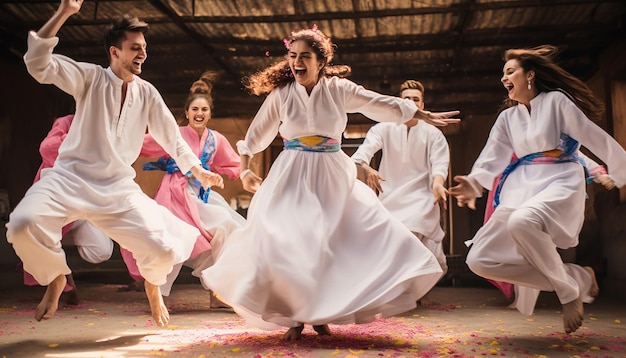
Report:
484,155,517,299
121,125,240,280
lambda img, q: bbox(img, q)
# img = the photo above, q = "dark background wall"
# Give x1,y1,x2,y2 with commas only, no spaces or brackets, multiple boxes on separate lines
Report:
1,39,626,299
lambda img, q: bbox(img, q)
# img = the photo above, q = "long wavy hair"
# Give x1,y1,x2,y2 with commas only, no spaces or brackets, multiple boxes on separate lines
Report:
180,71,217,125
244,27,352,96
500,45,604,121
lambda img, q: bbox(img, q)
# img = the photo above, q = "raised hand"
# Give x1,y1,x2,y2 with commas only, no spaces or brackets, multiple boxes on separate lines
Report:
60,0,84,16
415,108,461,127
38,0,84,38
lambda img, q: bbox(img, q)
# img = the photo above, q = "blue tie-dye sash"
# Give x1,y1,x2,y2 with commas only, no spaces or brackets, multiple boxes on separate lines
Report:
283,135,341,152
143,129,216,203
493,133,589,207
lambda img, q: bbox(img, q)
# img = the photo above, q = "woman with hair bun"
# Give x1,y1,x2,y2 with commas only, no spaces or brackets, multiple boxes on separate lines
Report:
121,72,245,301
201,26,460,340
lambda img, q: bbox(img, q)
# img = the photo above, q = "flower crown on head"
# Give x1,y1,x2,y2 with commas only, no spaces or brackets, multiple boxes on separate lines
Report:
283,24,322,50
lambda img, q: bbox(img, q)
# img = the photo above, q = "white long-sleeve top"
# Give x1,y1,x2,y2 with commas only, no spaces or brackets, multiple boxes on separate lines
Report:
236,76,417,156
24,31,200,210
352,121,450,240
469,91,626,189
468,91,626,248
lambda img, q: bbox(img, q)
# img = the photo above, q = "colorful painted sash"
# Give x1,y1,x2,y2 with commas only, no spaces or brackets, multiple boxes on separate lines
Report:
143,129,216,203
283,135,341,152
493,133,588,207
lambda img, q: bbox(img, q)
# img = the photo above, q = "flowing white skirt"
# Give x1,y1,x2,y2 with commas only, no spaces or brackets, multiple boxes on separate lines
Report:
201,149,443,329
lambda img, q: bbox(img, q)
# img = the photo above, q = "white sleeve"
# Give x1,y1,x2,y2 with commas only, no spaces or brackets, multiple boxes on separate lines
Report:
238,90,282,156
23,31,95,99
467,113,516,189
146,86,201,174
341,79,417,125
558,94,626,187
429,129,450,179
351,124,384,164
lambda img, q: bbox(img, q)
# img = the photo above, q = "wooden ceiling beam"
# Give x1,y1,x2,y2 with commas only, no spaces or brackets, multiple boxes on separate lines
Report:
5,0,623,26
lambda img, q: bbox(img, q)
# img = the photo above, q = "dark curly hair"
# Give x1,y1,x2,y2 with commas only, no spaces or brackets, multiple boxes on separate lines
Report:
244,27,351,96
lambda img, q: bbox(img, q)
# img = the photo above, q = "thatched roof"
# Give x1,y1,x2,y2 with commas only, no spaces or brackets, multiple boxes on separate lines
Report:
2,0,625,127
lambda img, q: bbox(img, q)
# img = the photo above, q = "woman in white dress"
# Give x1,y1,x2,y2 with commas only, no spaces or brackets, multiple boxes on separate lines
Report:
450,45,626,334
200,26,460,340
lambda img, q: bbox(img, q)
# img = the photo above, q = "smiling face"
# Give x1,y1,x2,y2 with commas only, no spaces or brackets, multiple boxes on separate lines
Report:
401,88,425,110
288,40,325,93
110,31,147,81
186,97,211,136
501,58,536,106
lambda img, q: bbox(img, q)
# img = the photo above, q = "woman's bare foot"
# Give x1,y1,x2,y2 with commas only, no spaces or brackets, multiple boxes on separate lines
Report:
144,281,170,327
209,291,231,309
64,274,80,305
562,297,584,333
418,293,438,306
313,324,331,336
282,324,304,340
583,266,600,297
35,274,67,321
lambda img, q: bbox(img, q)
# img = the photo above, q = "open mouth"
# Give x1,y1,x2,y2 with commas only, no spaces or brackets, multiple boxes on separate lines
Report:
294,67,306,76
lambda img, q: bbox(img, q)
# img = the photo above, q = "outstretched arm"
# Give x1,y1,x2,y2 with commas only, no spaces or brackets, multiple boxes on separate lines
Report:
414,108,461,127
38,0,83,39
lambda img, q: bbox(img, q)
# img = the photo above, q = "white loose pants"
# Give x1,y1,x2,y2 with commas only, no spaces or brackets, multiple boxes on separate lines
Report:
6,174,198,286
466,207,594,315
64,219,114,264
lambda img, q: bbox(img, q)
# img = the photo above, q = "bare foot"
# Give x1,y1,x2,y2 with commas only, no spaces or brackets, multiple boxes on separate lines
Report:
282,324,304,340
562,297,584,334
209,291,231,310
583,266,600,297
313,324,331,336
35,274,66,321
64,274,80,305
144,281,170,327
418,294,438,307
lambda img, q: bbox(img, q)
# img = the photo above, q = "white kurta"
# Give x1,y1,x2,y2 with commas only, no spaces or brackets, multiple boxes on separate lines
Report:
351,121,449,242
201,77,443,329
6,32,201,286
465,91,626,314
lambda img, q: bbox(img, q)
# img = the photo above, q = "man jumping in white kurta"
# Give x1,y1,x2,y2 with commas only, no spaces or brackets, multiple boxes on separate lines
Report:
6,0,223,327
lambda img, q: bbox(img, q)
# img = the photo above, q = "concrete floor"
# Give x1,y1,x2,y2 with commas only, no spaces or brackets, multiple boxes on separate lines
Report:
1,223,625,357
1,272,625,358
